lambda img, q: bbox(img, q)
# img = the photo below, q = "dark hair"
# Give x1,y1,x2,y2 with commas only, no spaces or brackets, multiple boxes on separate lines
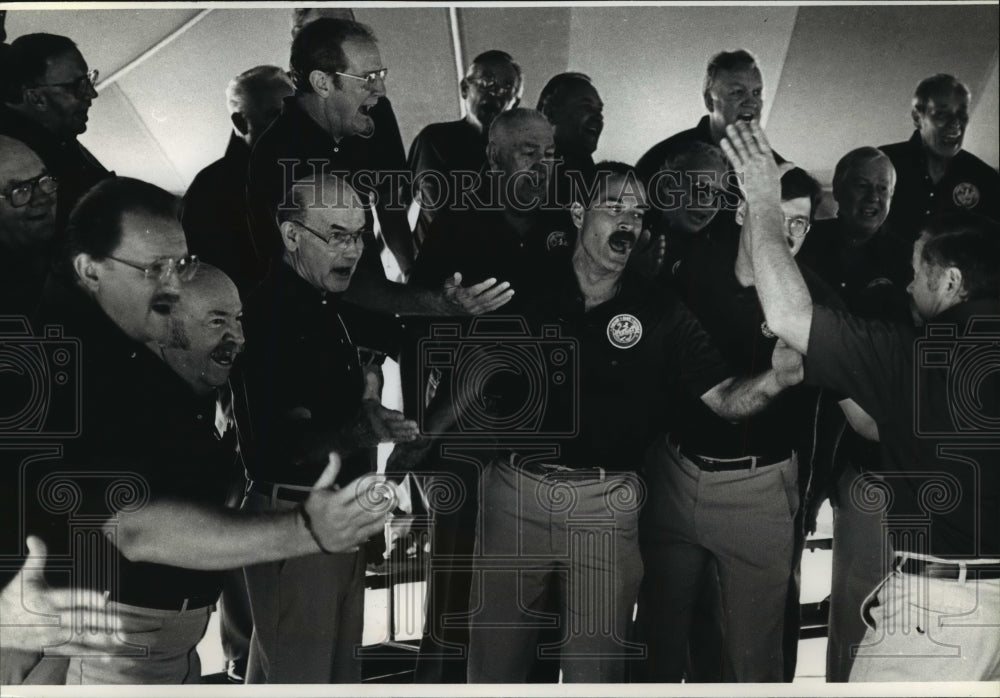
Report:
289,18,375,94
780,167,823,221
703,49,757,95
468,49,523,91
913,73,970,114
661,140,727,173
536,72,593,119
57,177,180,281
921,212,1000,302
2,33,79,104
583,160,645,206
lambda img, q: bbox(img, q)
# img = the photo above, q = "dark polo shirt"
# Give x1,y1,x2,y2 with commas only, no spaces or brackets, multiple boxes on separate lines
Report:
239,262,367,488
29,276,232,608
0,106,112,235
805,299,1000,558
515,255,732,471
880,131,1000,242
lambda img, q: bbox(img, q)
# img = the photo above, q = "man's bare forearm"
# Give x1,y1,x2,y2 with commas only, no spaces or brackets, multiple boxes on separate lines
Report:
703,371,786,422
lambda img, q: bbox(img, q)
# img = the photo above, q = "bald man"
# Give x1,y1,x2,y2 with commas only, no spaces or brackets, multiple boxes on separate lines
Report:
182,66,293,296
239,173,418,683
0,135,58,314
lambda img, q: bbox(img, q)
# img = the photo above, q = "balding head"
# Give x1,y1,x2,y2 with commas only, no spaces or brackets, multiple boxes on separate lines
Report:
162,264,245,395
0,135,57,248
277,173,366,293
486,109,554,209
226,66,293,147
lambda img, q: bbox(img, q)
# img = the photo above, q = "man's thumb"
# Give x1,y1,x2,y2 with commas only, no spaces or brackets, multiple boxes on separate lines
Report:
313,452,342,490
22,535,48,583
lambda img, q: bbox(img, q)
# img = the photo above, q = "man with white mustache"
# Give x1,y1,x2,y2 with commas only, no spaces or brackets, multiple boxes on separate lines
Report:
880,74,999,242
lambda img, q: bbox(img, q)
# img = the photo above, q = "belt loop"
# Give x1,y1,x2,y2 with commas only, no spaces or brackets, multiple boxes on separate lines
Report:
958,562,967,584
598,467,606,482
180,598,190,612
750,455,757,474
270,484,280,509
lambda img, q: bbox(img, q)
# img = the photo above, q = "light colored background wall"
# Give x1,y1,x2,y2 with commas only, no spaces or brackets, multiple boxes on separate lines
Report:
6,4,997,194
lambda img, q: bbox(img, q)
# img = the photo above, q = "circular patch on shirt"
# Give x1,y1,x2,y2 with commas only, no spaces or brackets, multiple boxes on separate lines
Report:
952,182,980,209
607,314,643,349
546,230,570,250
760,321,776,339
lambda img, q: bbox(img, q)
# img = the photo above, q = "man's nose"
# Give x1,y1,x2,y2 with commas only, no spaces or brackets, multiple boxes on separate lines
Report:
229,321,246,346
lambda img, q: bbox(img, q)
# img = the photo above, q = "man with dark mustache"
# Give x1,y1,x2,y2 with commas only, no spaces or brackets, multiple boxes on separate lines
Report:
465,162,803,683
879,74,999,243
408,50,522,245
28,177,394,684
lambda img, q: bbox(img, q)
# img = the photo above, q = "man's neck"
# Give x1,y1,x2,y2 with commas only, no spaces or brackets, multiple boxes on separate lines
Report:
297,94,345,143
921,142,954,184
464,113,485,136
838,217,878,247
500,206,541,236
6,103,67,141
707,118,726,146
571,248,620,310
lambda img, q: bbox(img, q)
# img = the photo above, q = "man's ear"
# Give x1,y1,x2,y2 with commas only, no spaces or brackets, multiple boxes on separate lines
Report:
703,89,714,113
943,266,965,300
279,220,300,252
570,201,585,231
911,108,922,130
459,78,469,100
22,86,47,110
309,69,332,96
230,112,249,136
73,253,101,293
486,141,500,171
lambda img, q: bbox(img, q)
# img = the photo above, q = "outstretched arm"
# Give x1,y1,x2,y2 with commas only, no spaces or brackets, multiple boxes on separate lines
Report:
721,121,813,354
700,338,804,421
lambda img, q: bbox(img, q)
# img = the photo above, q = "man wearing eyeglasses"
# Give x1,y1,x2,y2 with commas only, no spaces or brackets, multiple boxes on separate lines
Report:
24,176,395,684
879,74,999,243
635,166,838,682
0,33,110,235
407,50,523,245
0,135,58,315
239,172,419,683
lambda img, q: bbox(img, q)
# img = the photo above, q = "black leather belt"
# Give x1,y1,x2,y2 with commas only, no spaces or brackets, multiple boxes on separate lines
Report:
675,443,791,472
517,460,609,482
898,557,1000,581
116,588,219,612
247,480,312,503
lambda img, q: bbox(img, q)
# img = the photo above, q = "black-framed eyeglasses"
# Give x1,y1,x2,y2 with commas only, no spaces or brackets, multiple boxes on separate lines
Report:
294,220,366,250
334,68,388,90
784,215,811,238
105,253,199,282
467,77,516,97
0,173,58,208
36,69,99,98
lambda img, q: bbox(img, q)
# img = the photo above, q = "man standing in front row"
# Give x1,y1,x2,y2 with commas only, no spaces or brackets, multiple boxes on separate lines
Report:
239,173,419,683
465,163,804,682
727,120,999,681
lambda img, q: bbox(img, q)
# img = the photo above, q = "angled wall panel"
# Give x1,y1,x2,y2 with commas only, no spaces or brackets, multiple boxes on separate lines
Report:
564,6,799,166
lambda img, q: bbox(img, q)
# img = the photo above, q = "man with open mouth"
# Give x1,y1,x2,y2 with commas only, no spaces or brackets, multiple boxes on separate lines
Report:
879,73,999,243
239,172,419,683
464,162,803,683
537,72,605,207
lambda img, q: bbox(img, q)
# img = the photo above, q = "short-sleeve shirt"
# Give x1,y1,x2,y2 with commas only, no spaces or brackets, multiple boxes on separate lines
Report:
880,131,1000,242
804,299,1000,558
513,255,733,471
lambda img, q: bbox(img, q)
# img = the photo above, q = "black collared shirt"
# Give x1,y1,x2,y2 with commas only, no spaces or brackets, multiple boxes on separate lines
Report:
798,217,913,325
880,131,1000,242
805,299,1000,558
239,262,366,487
28,276,233,607
514,255,732,471
668,234,836,459
182,133,260,297
0,105,112,235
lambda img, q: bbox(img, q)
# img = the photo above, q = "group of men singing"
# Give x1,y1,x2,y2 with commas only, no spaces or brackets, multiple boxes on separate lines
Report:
1,8,998,687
